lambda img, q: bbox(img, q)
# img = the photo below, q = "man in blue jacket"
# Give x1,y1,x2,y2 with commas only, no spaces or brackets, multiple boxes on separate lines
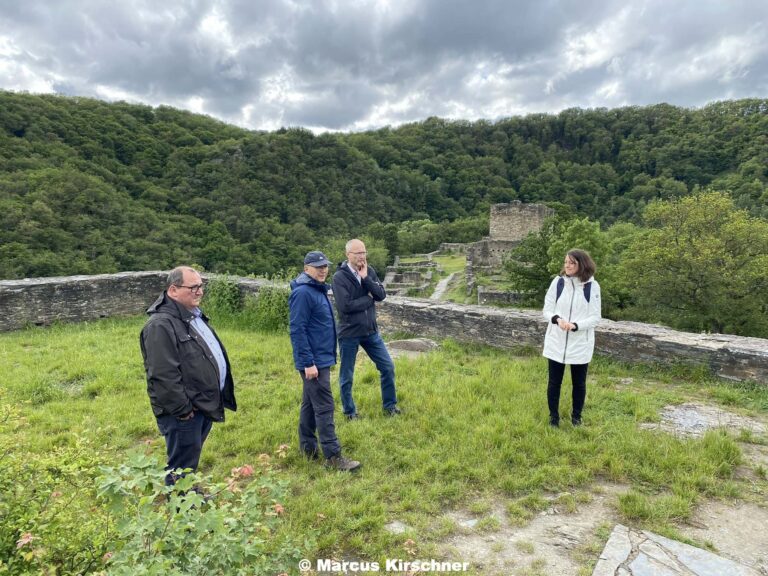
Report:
332,239,400,419
289,251,361,472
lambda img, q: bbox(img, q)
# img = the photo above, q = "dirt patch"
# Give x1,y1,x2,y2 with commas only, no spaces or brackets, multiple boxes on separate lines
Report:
439,484,629,575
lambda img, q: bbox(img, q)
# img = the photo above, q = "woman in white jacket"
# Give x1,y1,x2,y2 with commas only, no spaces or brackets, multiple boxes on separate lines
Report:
542,249,601,427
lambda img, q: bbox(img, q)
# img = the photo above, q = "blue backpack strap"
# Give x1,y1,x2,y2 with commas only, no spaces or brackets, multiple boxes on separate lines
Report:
557,277,592,302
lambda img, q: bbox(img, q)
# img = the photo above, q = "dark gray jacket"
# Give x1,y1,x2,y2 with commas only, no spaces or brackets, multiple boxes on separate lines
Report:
331,261,386,339
140,292,236,421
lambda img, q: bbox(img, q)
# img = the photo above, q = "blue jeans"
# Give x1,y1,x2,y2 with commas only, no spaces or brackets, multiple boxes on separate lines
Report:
299,367,341,459
339,332,397,415
156,411,212,485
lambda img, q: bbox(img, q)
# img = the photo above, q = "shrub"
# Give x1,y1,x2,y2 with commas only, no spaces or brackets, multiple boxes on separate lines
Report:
0,402,111,574
202,276,242,319
243,286,291,332
97,451,312,576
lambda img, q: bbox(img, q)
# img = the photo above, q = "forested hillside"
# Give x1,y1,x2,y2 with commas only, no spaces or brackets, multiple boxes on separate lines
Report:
1,91,767,280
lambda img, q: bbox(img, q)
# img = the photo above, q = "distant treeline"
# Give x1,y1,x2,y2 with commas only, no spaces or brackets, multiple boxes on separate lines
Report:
1,92,766,282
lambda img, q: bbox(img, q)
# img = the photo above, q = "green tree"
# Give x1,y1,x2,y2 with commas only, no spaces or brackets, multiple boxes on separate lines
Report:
504,208,606,306
618,191,768,336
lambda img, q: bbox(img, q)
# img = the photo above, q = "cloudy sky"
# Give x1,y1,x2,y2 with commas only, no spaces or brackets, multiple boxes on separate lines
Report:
1,0,767,132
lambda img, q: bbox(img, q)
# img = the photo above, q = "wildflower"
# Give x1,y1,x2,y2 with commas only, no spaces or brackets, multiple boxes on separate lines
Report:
16,533,35,549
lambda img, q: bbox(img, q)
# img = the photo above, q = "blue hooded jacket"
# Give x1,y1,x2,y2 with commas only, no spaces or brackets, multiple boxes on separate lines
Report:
289,272,338,371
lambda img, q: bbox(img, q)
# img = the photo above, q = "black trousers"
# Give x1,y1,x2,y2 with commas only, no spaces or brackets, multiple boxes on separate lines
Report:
547,359,589,422
156,411,212,484
299,367,342,459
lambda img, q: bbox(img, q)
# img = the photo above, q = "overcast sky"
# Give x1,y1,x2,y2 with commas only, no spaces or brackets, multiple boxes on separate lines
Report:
1,0,766,132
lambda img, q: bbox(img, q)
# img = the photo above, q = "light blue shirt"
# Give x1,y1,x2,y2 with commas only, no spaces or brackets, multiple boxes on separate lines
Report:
346,262,362,284
190,308,227,391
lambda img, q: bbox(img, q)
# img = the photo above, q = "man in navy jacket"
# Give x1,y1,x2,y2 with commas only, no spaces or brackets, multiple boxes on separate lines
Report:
289,251,361,472
332,239,400,419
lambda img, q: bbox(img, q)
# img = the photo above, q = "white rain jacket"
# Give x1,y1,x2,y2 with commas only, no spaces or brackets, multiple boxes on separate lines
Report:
542,275,602,365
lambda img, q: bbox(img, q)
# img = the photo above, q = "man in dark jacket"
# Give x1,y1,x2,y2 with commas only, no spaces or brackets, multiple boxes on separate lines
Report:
289,251,361,472
332,239,400,419
140,266,236,484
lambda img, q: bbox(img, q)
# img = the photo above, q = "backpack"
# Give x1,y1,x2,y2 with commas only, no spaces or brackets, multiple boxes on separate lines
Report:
555,277,592,303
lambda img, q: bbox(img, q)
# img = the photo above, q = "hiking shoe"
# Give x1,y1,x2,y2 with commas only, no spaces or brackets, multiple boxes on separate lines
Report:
571,417,582,427
549,416,560,428
325,455,362,472
384,406,402,417
345,412,362,421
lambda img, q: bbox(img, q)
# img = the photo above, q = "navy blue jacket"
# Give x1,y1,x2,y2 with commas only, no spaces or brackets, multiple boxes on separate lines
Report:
289,272,338,370
332,261,386,339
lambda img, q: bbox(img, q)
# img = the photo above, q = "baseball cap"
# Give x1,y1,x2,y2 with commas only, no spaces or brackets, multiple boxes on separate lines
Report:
304,251,331,267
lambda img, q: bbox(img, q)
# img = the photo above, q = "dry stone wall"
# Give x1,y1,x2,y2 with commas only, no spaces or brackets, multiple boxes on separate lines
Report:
0,271,269,331
489,202,554,241
377,297,768,385
1,273,767,384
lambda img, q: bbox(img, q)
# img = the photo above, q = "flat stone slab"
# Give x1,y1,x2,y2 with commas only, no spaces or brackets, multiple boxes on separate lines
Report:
387,338,440,358
640,402,766,438
593,524,761,576
383,520,411,534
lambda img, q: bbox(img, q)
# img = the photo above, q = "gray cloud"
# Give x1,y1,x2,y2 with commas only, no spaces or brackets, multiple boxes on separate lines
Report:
1,0,766,131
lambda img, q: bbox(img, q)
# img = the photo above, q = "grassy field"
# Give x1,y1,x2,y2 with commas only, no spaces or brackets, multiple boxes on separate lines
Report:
2,317,767,574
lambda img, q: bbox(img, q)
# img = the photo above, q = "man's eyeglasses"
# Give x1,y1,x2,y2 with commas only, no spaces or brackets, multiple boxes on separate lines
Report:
350,251,367,255
175,283,205,293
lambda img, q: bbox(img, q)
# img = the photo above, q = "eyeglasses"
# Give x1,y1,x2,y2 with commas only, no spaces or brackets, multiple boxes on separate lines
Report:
175,283,205,293
349,251,367,255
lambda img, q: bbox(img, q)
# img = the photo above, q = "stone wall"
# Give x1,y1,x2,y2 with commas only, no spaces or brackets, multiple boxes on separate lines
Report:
2,273,767,384
466,239,520,268
477,286,524,306
0,272,270,332
489,202,554,241
437,243,470,254
377,298,768,384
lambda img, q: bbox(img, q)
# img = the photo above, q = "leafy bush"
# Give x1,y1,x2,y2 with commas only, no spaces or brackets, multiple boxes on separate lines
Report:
242,286,291,332
202,275,242,319
0,403,111,574
97,451,312,576
0,396,310,575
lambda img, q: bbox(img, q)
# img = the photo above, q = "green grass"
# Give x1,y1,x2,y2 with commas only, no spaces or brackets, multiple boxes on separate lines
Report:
431,254,466,274
398,256,431,264
1,317,767,571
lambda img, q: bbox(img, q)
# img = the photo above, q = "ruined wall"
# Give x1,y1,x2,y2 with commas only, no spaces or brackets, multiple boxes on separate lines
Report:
489,202,554,241
0,272,269,332
377,298,768,385
1,273,767,384
466,239,520,268
468,202,555,268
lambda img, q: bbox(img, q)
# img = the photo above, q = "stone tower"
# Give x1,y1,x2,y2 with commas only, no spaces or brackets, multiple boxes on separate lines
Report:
489,202,554,241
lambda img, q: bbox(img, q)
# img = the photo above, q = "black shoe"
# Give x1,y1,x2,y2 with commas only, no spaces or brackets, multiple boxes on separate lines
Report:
549,416,560,428
384,406,402,417
345,412,362,421
571,417,582,427
325,455,362,472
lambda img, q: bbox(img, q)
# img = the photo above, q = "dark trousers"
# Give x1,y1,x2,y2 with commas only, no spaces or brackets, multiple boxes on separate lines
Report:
156,411,212,484
338,332,397,415
299,367,341,459
547,359,589,422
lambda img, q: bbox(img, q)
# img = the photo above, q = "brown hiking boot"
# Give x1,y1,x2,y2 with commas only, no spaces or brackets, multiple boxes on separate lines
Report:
325,454,362,472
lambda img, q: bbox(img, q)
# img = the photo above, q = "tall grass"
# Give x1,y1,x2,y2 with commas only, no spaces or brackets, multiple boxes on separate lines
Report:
1,316,766,573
